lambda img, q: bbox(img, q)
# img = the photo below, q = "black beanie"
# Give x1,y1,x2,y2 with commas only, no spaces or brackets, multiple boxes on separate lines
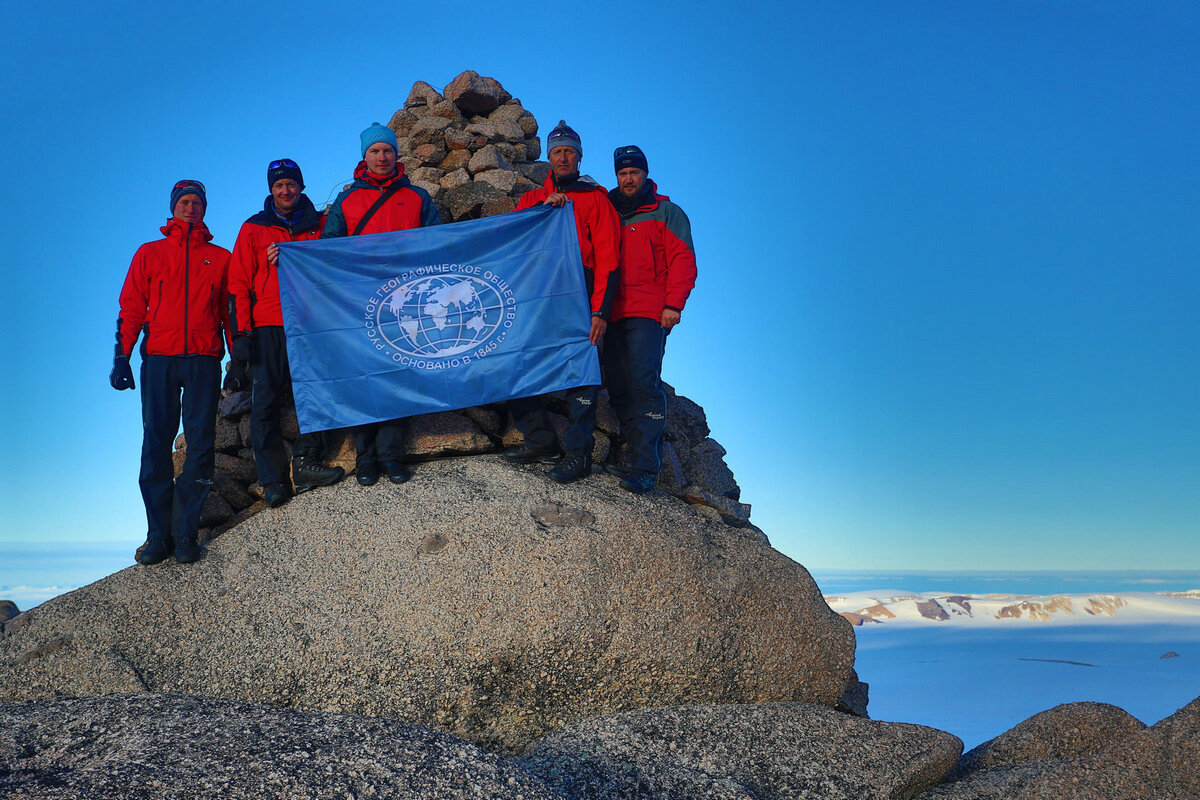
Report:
267,158,305,190
613,145,649,174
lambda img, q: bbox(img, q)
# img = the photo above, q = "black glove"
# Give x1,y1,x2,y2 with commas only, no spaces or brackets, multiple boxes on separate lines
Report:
110,355,135,391
223,360,250,392
231,334,253,363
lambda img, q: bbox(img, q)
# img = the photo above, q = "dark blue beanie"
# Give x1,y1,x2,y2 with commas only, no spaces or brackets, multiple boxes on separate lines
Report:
169,180,207,212
613,145,648,174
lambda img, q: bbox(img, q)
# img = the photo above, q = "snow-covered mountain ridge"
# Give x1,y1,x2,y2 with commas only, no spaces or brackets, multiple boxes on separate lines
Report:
824,589,1200,625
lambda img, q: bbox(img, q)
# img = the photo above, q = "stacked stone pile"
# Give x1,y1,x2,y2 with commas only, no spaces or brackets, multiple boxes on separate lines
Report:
387,70,549,223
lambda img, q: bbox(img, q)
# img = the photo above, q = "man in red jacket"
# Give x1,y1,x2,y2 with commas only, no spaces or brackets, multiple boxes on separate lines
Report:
110,180,231,565
603,146,697,494
503,120,622,484
227,159,345,508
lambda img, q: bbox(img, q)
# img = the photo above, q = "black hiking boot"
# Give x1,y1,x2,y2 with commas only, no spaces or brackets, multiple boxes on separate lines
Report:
135,537,172,566
263,483,291,508
293,457,344,494
549,451,593,484
620,470,657,495
501,444,562,464
602,460,632,479
386,461,410,484
356,461,379,487
174,536,201,564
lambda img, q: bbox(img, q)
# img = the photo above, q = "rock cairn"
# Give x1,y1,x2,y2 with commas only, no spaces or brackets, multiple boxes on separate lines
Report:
388,71,547,223
184,72,748,544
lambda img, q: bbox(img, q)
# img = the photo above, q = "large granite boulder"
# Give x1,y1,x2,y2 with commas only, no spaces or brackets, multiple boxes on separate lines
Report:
519,702,962,799
918,696,1200,800
0,456,854,754
0,692,559,799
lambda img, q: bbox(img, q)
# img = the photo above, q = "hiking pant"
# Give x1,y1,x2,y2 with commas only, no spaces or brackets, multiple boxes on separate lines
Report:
603,317,668,474
139,355,219,544
508,385,599,456
249,325,331,486
353,418,409,467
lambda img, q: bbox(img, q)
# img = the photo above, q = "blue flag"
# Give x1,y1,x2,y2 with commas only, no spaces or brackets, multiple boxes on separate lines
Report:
276,205,599,433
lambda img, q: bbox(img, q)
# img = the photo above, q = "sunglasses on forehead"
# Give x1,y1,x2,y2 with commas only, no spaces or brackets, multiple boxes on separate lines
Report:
173,179,206,192
269,159,298,170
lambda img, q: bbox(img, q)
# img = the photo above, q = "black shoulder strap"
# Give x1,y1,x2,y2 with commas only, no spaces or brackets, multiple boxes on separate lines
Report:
352,184,404,236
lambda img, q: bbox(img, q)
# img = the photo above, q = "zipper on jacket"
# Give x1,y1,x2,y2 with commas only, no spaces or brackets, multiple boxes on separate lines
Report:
183,222,192,355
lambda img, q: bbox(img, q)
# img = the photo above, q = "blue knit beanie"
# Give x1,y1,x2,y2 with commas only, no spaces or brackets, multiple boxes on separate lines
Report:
267,158,305,190
547,119,583,159
613,145,648,174
169,179,207,212
360,122,398,158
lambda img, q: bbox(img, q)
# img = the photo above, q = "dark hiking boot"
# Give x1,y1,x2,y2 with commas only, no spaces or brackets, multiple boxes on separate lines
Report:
602,460,632,479
386,461,410,484
620,470,657,495
136,538,172,566
356,461,379,486
263,483,291,508
549,451,593,484
294,457,344,494
174,536,201,564
501,444,562,464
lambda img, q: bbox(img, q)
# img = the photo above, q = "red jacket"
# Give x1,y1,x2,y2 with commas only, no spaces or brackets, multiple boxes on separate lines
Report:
322,162,441,238
516,173,621,317
117,218,231,357
608,182,697,322
228,196,325,330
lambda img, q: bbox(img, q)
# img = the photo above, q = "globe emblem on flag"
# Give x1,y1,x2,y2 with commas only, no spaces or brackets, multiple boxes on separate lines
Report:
374,273,506,358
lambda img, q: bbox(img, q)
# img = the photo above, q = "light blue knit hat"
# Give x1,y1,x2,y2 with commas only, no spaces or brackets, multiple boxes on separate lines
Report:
360,122,398,158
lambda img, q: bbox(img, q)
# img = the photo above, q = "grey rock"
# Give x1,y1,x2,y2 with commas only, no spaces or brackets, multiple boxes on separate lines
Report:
404,80,442,108
0,692,559,799
410,166,445,185
407,115,452,147
439,148,473,171
468,143,513,174
214,415,240,452
407,411,495,458
482,196,517,216
444,181,507,221
427,99,466,124
681,437,740,501
520,702,961,800
0,458,851,755
522,135,542,161
440,167,472,191
413,143,447,166
950,701,1149,780
198,489,233,528
679,483,752,527
213,472,257,511
445,70,509,115
0,601,17,624
444,126,475,151
463,405,503,434
387,107,419,137
521,161,551,185
664,383,710,446
836,667,870,718
476,169,518,194
214,453,257,483
919,697,1200,799
657,441,687,493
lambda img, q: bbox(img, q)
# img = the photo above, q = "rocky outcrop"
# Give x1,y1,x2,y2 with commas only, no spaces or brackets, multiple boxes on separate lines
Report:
191,381,751,543
0,601,16,624
519,702,961,800
949,701,1147,780
0,692,559,799
918,696,1200,799
0,457,852,754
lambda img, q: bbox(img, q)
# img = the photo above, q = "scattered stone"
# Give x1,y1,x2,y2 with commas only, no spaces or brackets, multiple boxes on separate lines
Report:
521,702,960,800
0,692,560,800
406,412,494,458
0,600,19,624
405,80,442,108
445,70,509,115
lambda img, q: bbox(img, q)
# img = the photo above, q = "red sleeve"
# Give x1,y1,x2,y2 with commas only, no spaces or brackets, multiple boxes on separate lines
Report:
587,191,622,314
227,222,258,335
661,203,697,312
515,188,545,211
116,244,152,356
214,246,234,355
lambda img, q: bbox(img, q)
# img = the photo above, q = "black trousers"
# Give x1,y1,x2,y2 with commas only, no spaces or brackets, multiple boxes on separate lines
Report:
352,418,408,467
508,385,599,456
602,317,668,474
139,355,219,544
249,326,332,486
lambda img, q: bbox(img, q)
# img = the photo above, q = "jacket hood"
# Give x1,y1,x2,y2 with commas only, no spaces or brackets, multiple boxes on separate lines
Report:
160,217,214,243
352,160,409,189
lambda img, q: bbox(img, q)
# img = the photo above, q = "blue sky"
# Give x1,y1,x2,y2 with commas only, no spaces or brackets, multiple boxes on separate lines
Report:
0,0,1196,578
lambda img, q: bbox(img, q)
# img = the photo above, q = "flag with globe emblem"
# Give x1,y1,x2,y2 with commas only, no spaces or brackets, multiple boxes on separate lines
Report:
276,204,600,433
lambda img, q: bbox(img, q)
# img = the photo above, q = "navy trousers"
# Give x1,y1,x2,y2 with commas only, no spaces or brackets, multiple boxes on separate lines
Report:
139,355,219,544
602,317,668,474
508,385,599,456
353,418,408,467
249,325,332,486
